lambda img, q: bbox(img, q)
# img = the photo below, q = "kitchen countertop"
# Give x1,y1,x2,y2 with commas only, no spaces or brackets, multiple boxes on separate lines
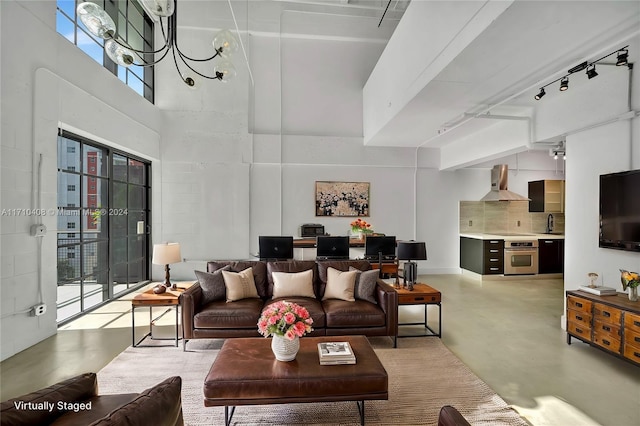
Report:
460,232,565,241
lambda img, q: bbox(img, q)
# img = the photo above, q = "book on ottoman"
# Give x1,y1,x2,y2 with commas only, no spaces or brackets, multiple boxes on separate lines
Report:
318,342,356,365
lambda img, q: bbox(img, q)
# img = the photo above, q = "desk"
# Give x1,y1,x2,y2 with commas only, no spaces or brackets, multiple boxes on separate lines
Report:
371,261,399,285
393,283,441,347
131,281,194,347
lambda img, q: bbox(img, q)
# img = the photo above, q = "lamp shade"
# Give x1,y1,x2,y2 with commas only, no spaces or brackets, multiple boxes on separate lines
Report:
397,241,427,261
152,243,182,265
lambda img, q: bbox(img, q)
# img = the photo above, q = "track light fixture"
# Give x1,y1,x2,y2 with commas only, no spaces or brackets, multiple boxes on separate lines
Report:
586,64,598,79
616,48,629,66
534,46,630,100
76,1,240,87
559,77,569,91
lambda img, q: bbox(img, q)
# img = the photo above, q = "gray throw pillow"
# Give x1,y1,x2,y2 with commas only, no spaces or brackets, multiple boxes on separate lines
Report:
349,267,378,304
195,266,230,305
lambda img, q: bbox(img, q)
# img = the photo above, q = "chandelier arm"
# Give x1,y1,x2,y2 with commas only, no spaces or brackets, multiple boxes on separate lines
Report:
176,49,221,80
132,46,172,67
107,17,172,55
174,46,221,62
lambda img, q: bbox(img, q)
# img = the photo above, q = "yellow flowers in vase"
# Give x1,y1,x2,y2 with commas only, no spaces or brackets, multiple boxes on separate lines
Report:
620,269,639,302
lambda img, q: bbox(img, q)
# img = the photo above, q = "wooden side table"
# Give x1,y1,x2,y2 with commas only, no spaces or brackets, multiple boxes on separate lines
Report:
131,281,194,347
393,283,442,347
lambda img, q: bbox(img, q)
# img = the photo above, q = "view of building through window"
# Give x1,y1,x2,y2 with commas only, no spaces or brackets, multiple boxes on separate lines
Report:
56,0,154,102
57,131,151,323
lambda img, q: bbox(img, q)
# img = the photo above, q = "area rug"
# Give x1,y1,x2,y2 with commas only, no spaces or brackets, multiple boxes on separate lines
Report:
98,337,527,426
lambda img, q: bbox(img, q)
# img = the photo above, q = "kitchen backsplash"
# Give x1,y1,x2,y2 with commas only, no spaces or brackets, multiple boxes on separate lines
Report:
460,201,565,234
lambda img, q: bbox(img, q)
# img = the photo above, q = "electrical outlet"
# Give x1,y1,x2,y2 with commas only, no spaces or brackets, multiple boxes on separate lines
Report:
30,224,47,237
468,220,473,226
32,304,46,316
517,220,521,227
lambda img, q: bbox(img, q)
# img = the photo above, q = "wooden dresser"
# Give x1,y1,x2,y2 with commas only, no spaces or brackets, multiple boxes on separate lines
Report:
566,290,640,366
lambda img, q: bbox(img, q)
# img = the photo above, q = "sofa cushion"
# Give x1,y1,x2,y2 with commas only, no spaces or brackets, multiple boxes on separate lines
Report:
222,268,260,302
317,260,371,298
0,372,98,425
322,299,386,328
349,267,378,304
195,266,230,305
322,267,357,301
208,261,268,299
194,299,264,329
267,261,318,298
265,297,326,329
88,376,183,426
272,270,315,299
51,394,138,425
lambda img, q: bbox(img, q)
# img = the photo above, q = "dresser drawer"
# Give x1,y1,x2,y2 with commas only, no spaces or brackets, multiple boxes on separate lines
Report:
592,329,621,352
567,321,591,340
623,328,640,350
593,319,620,338
624,311,640,333
398,293,441,304
593,303,622,324
623,344,640,364
567,309,592,328
567,296,592,314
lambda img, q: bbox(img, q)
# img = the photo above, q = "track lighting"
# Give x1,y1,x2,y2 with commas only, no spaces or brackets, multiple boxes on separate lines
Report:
534,46,630,100
559,77,569,91
616,49,628,66
586,64,598,79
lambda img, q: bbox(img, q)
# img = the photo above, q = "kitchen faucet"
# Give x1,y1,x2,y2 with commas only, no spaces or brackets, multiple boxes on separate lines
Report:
546,213,554,234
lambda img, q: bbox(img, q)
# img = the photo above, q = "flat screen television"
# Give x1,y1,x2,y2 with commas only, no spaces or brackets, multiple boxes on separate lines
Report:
599,169,640,252
364,236,396,260
258,236,294,260
316,236,350,260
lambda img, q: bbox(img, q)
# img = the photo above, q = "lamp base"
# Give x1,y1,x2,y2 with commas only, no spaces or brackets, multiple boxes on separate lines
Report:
403,261,417,291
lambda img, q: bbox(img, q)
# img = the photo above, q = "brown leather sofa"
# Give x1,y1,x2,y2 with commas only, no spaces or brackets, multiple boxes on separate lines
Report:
0,373,183,426
182,259,398,349
438,405,472,426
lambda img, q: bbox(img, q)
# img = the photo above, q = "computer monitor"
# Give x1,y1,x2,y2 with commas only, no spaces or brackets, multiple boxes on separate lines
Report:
316,236,350,260
364,236,396,260
258,236,294,260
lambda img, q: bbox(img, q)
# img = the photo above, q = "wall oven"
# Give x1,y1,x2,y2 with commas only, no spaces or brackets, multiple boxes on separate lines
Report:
504,240,538,275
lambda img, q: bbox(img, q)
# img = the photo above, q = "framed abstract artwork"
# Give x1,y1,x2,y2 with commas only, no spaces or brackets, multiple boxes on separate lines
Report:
315,181,370,217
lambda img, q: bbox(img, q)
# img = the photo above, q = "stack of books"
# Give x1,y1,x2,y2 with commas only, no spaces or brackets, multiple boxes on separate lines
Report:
579,285,618,296
317,341,356,365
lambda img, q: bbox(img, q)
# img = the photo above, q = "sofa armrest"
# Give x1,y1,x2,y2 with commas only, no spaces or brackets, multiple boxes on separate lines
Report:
438,405,471,426
181,283,203,340
375,279,398,337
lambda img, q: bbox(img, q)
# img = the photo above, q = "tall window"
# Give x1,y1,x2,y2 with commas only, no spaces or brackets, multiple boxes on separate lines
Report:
56,0,154,102
57,130,151,323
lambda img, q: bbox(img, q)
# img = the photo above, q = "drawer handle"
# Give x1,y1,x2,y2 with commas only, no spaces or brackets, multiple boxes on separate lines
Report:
602,339,610,346
490,258,499,262
576,302,583,308
490,268,499,271
635,352,640,358
489,240,499,243
576,327,583,333
545,241,554,244
602,325,610,332
634,321,640,327
415,297,424,301
430,297,436,301
603,311,611,318
490,249,499,253
635,337,640,343
576,315,583,321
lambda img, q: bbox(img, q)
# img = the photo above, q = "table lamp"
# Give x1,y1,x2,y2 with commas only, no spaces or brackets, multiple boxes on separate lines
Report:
152,242,182,290
397,241,427,291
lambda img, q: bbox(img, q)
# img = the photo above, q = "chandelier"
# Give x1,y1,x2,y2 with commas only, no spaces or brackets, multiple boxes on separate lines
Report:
76,0,240,87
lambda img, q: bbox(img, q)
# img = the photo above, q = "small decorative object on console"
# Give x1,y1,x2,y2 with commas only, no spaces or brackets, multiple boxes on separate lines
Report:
258,301,313,361
587,272,599,288
620,269,639,301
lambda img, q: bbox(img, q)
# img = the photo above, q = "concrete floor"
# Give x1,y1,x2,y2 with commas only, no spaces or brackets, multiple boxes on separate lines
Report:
1,275,639,425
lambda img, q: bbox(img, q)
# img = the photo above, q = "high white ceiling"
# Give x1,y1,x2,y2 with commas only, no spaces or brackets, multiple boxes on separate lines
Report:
174,0,640,153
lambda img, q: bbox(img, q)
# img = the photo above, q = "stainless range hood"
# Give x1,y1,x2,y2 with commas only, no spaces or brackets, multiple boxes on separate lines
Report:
480,165,529,201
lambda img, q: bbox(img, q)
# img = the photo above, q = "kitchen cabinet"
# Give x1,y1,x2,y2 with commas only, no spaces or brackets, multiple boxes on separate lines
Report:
528,180,565,212
460,237,504,275
538,238,564,274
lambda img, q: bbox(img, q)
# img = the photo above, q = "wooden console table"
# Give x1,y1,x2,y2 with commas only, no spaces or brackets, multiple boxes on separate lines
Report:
566,290,640,366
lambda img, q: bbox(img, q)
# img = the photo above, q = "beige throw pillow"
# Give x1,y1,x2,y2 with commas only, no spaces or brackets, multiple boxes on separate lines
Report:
222,267,260,302
272,269,316,299
322,267,357,301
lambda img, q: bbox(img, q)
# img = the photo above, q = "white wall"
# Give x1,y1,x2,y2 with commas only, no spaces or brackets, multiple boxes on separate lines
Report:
1,1,161,360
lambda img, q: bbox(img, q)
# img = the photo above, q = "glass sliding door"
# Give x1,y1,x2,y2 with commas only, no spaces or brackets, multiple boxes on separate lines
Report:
56,131,151,323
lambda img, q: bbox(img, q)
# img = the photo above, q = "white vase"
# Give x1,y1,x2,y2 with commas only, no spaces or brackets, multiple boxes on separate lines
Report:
629,287,638,302
351,230,363,240
271,335,300,361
